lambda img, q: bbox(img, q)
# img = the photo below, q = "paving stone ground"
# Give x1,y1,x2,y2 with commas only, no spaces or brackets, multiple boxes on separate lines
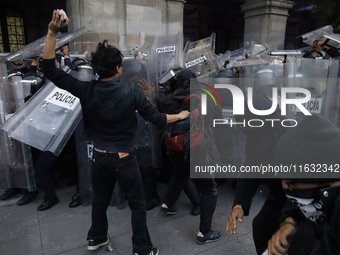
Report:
0,179,269,255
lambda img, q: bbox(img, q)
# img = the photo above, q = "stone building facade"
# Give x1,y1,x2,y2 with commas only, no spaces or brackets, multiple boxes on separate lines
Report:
66,0,186,54
0,0,300,56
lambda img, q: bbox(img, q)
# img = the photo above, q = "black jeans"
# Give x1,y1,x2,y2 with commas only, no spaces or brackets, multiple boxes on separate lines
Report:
87,150,152,255
32,149,58,200
164,151,217,234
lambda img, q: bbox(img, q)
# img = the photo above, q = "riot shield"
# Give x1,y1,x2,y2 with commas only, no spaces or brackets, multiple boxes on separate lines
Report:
227,56,274,70
184,33,216,54
158,67,182,84
189,77,245,179
219,42,250,66
184,45,222,78
0,65,35,191
1,66,83,156
0,27,87,63
74,119,93,206
75,120,126,209
240,59,285,97
323,33,340,50
283,56,340,127
222,43,276,70
298,25,333,46
118,32,146,58
120,59,162,167
150,31,183,77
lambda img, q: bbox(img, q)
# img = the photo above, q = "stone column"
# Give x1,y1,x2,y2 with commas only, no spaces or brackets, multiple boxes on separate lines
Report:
66,0,123,54
66,0,185,54
165,0,185,35
241,0,294,50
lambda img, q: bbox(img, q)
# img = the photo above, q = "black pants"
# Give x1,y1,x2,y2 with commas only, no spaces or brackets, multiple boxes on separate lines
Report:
32,149,58,200
163,151,217,234
87,150,152,255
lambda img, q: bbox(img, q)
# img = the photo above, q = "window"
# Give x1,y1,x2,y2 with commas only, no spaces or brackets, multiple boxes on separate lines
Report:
0,7,26,52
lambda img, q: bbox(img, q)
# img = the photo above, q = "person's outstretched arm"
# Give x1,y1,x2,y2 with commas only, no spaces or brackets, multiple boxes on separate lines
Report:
43,10,69,60
42,10,88,99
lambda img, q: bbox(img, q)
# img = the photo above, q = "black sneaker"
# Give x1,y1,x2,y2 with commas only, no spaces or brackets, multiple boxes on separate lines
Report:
87,235,109,251
196,230,222,244
134,247,159,255
160,203,177,215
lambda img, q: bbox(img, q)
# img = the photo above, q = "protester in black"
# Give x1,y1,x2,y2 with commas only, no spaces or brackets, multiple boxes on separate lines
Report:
42,10,189,255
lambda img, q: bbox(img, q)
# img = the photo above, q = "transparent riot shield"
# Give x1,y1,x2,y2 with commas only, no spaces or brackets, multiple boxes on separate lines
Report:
74,119,93,206
219,42,250,66
0,65,36,191
184,45,222,78
189,77,245,179
283,57,340,127
227,57,275,70
120,59,162,168
298,25,333,46
323,33,340,50
184,33,216,54
252,44,274,57
1,66,82,156
240,60,285,97
222,43,276,70
118,32,146,58
150,31,183,77
0,27,87,63
75,120,126,208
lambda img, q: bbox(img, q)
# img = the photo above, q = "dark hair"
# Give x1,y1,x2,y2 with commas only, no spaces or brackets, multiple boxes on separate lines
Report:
89,40,123,78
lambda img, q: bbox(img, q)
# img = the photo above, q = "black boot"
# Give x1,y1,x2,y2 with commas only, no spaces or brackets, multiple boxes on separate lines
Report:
69,192,81,208
0,188,21,200
38,197,59,211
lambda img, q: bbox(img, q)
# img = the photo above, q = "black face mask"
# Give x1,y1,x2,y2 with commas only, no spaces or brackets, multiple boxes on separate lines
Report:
284,186,325,199
284,187,327,223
